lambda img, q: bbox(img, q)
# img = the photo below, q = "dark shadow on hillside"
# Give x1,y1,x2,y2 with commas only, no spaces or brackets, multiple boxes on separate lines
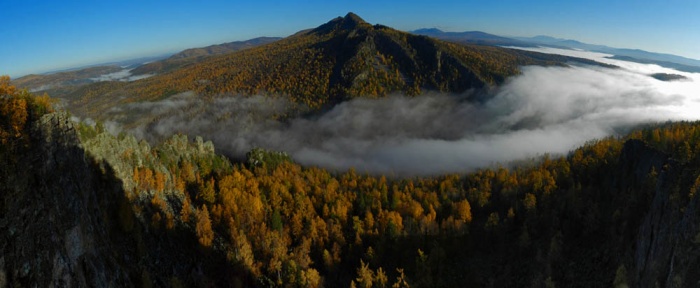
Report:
0,112,252,287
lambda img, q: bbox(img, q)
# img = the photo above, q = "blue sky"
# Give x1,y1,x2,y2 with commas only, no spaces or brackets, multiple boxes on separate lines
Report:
2,0,699,78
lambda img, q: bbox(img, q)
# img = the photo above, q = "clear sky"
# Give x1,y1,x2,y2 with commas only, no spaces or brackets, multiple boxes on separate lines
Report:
2,0,699,78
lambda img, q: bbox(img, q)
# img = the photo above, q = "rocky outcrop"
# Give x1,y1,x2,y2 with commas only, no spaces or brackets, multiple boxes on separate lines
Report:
619,139,700,287
0,112,131,287
0,112,229,287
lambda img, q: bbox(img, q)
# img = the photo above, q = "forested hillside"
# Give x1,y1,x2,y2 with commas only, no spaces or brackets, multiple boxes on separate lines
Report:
2,78,700,287
130,37,282,75
10,38,278,104
64,13,613,120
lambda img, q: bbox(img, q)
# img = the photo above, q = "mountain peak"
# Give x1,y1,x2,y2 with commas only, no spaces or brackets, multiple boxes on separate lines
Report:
312,12,370,34
343,12,366,24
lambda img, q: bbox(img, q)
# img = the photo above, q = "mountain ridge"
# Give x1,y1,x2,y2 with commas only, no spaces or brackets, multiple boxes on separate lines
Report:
513,35,700,71
412,28,534,47
169,37,282,60
64,13,613,120
12,65,125,93
412,28,700,73
12,37,282,100
131,36,281,75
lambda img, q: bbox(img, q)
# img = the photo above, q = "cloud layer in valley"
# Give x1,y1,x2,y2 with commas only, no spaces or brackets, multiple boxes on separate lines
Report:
91,68,153,82
103,48,700,175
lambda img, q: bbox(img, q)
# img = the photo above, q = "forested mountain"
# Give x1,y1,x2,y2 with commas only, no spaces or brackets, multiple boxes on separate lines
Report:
63,13,613,120
3,71,700,287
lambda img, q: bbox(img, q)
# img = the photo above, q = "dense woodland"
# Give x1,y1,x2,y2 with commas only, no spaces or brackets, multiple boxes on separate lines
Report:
97,114,700,287
0,76,55,153
4,77,700,286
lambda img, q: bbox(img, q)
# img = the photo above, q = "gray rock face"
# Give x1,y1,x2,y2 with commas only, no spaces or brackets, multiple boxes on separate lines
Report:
619,139,700,287
0,112,131,287
1,112,230,287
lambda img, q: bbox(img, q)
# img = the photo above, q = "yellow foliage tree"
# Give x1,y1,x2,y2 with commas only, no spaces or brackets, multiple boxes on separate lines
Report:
196,205,214,247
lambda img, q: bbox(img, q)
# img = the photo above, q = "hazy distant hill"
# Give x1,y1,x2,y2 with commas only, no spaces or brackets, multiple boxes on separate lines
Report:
172,37,281,59
36,54,170,75
412,28,534,47
67,13,612,119
12,65,123,92
11,37,281,101
515,35,700,73
610,55,700,73
131,37,281,75
414,31,700,73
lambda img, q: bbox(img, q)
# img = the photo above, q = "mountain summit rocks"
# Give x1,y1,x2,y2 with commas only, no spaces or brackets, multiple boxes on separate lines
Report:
312,12,371,34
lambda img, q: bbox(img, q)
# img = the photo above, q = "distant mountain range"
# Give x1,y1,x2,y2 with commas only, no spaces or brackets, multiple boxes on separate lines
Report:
12,37,280,95
39,54,172,75
513,35,700,72
413,28,700,73
412,28,534,47
131,37,281,75
606,55,700,73
171,37,282,60
11,54,172,92
12,65,124,93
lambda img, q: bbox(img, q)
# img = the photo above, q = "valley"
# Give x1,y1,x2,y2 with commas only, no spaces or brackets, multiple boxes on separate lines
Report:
2,9,700,288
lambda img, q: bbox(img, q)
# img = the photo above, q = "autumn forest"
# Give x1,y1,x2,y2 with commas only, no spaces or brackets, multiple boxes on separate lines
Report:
3,12,700,288
3,72,700,287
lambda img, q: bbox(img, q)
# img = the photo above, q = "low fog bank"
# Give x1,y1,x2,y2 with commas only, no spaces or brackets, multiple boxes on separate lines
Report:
102,50,700,175
91,68,153,82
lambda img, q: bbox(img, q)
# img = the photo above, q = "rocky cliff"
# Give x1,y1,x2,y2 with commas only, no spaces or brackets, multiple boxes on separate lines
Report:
0,112,131,286
619,139,700,287
1,111,238,287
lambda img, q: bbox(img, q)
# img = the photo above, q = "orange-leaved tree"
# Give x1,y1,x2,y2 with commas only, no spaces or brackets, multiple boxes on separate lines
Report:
196,205,214,247
0,75,55,143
